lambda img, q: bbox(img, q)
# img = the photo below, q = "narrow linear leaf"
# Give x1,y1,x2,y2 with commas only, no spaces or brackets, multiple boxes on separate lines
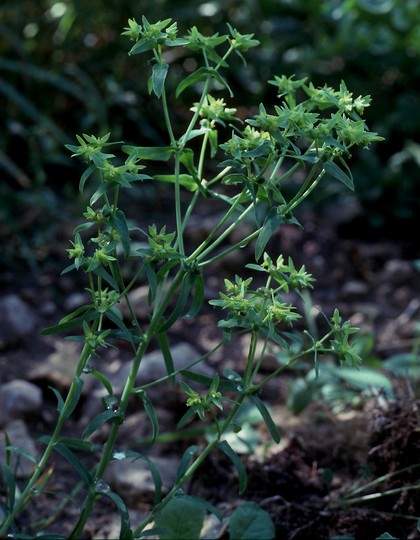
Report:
79,163,96,192
156,331,175,384
110,209,130,257
41,308,97,335
53,443,92,486
184,271,204,318
123,451,163,504
5,445,38,465
249,394,281,443
158,271,194,332
176,67,233,98
90,369,114,395
122,145,174,161
62,377,84,420
218,440,247,495
2,464,16,511
153,174,198,192
98,489,132,540
49,386,65,414
255,207,285,261
135,390,159,444
176,445,198,481
323,160,354,191
82,409,120,439
152,63,169,98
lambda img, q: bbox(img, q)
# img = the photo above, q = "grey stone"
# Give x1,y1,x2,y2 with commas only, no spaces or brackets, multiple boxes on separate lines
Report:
0,294,37,348
0,419,38,478
0,380,42,427
105,455,179,504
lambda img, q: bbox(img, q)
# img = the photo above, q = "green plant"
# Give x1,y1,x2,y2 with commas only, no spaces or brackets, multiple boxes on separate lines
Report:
0,16,383,539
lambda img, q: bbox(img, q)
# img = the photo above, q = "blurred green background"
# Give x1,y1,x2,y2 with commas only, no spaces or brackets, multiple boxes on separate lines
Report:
1,0,419,272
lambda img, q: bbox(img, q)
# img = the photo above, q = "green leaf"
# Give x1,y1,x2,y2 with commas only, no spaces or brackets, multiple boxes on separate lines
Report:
250,394,281,443
159,271,195,332
326,366,394,398
255,206,285,261
176,67,233,98
49,386,65,414
153,174,198,191
185,271,204,318
4,446,38,465
53,443,92,486
110,210,130,257
2,464,16,511
218,440,247,494
62,377,84,420
79,163,96,192
152,63,169,98
155,497,206,540
41,307,97,335
90,369,114,395
228,502,275,540
97,488,132,540
176,445,198,481
156,331,175,384
122,145,174,161
82,409,120,439
135,390,159,444
323,160,354,191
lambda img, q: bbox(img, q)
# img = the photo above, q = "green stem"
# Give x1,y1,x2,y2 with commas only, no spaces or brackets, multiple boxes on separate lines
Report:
0,342,94,535
132,390,247,537
69,269,185,538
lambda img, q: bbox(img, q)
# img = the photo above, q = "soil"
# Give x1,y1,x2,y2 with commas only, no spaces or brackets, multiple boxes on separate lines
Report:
1,194,420,540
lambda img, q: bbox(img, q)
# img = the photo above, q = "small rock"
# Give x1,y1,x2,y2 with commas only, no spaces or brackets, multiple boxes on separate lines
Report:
0,419,38,477
340,280,369,299
29,341,87,390
109,342,213,394
105,455,179,504
0,294,37,349
0,379,42,427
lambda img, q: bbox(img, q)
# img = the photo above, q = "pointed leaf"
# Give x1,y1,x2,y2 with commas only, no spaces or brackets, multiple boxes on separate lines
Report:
90,369,114,395
176,445,198,481
158,271,194,332
98,489,132,540
110,210,130,257
156,331,175,384
153,174,198,191
249,394,280,443
53,443,92,486
62,377,84,420
324,160,354,191
218,440,247,494
82,409,120,439
255,207,285,261
134,390,159,444
152,63,169,98
176,67,233,98
2,464,16,511
122,145,174,161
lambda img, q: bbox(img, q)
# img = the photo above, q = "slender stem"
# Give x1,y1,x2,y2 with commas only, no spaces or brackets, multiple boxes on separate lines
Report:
132,390,247,537
69,269,185,538
186,189,248,261
0,342,94,534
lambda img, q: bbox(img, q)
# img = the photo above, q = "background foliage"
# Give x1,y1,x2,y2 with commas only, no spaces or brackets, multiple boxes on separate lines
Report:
1,0,419,270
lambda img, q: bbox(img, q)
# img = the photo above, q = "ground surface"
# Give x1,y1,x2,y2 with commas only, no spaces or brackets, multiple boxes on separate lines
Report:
1,194,420,539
